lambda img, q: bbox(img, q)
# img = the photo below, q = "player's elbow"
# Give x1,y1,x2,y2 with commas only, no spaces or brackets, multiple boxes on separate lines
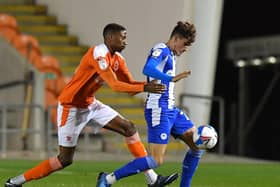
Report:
142,65,151,76
109,82,122,92
142,68,148,76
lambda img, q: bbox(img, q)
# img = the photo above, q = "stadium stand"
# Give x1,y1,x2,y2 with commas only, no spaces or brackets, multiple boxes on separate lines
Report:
12,34,41,65
0,13,19,43
0,0,161,157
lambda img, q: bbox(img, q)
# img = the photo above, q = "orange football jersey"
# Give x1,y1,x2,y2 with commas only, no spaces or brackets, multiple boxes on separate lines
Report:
58,44,145,108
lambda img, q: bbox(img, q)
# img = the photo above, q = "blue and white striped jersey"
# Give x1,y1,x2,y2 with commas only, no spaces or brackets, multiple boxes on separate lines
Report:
143,43,176,109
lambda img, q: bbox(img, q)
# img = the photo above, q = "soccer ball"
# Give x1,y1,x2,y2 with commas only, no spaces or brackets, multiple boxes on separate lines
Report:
193,125,218,149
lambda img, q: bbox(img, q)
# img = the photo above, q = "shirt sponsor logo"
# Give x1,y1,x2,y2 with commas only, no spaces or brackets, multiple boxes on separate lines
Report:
113,61,119,71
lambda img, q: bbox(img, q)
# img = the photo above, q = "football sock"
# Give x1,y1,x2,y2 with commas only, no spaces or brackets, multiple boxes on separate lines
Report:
23,156,63,182
106,173,117,184
180,149,204,187
144,169,158,185
125,132,148,157
114,156,157,180
125,133,158,184
10,175,25,185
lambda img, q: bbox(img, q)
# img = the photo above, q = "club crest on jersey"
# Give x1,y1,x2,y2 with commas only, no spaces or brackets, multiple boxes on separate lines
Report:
152,48,162,57
113,61,119,71
160,133,167,140
98,59,108,70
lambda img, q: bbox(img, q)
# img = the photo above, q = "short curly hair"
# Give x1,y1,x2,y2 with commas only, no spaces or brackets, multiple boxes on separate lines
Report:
103,23,126,38
170,21,196,45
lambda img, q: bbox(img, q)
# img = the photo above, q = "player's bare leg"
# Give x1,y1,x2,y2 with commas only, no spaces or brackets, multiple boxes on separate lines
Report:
146,143,178,187
5,146,75,187
98,116,178,186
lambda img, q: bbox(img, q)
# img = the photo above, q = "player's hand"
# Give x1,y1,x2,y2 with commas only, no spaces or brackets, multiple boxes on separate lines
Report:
144,80,166,93
172,70,191,82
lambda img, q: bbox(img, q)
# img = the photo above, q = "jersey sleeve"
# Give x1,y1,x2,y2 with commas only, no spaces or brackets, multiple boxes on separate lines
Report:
93,57,145,93
116,58,146,85
142,46,173,82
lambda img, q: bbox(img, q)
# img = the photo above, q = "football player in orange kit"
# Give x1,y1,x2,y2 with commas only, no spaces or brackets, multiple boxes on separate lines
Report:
5,23,178,187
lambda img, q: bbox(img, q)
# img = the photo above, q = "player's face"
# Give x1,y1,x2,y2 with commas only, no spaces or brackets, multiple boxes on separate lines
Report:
111,30,127,52
173,37,189,56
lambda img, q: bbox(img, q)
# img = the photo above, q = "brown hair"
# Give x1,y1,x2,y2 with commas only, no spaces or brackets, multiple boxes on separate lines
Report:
170,21,196,45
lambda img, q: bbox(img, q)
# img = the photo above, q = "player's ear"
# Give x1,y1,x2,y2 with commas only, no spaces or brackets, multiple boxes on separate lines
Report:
105,33,113,42
110,32,117,39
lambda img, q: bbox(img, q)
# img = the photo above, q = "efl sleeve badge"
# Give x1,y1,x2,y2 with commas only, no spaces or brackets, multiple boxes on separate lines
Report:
152,48,162,58
98,59,109,70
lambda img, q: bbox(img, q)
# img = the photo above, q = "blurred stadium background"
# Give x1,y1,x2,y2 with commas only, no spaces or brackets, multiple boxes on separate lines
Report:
0,0,279,173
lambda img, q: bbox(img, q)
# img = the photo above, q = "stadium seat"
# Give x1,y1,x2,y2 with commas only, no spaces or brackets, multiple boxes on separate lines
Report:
12,34,42,65
0,27,18,43
0,14,19,43
0,14,18,28
45,89,58,126
35,55,66,96
35,55,62,76
54,75,66,96
44,75,66,97
34,55,66,127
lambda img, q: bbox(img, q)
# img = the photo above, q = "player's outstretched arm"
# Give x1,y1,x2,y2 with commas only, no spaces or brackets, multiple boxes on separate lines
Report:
128,80,165,96
144,79,166,94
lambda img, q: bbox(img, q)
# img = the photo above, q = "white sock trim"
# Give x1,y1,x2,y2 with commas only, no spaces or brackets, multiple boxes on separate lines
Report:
11,174,26,185
144,169,158,184
106,172,116,184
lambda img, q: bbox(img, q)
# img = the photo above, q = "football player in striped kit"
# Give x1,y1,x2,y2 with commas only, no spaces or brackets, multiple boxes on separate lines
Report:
143,21,204,187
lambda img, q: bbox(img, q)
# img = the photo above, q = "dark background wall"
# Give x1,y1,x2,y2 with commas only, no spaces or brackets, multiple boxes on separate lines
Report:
212,1,280,160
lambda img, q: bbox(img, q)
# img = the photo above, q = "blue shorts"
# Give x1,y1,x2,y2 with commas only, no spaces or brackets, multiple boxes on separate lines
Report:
144,107,194,144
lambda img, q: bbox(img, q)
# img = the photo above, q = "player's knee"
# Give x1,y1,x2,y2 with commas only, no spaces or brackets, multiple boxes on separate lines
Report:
184,126,196,137
57,154,73,168
146,156,158,169
123,121,137,137
181,127,199,150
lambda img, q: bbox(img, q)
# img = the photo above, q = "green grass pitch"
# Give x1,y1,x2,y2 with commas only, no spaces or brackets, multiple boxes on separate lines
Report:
1,159,280,187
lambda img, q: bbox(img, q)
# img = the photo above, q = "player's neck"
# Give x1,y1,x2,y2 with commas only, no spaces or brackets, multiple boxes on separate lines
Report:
104,42,116,56
166,40,175,54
